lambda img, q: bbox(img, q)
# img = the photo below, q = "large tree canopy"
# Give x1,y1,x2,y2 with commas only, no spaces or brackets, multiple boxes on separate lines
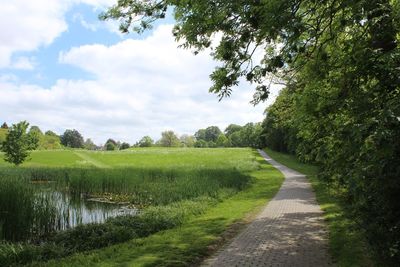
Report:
101,0,398,102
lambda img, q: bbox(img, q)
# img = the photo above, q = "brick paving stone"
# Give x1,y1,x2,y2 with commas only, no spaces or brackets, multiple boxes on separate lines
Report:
202,149,334,267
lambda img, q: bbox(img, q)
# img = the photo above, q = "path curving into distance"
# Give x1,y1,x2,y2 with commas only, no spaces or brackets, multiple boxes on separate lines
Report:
203,149,334,267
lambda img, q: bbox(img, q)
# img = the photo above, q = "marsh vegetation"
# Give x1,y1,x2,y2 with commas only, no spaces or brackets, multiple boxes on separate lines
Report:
0,148,267,266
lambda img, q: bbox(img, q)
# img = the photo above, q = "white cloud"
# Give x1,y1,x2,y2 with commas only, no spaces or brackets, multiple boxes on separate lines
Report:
0,0,115,68
1,24,282,143
0,0,69,67
72,12,125,37
73,13,98,31
10,57,36,70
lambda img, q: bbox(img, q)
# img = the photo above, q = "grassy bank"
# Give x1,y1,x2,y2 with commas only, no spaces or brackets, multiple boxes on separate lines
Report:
26,150,284,266
263,148,372,266
1,148,284,266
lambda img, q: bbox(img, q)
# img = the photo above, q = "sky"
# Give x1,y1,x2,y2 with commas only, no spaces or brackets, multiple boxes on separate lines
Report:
0,0,282,145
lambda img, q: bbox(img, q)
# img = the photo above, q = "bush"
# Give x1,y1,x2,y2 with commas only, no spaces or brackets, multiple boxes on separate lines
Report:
52,223,136,251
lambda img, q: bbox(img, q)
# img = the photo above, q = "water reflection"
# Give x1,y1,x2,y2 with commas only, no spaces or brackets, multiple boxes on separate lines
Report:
37,189,137,231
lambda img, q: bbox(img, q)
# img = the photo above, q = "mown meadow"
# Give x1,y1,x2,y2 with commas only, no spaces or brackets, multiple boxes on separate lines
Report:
0,148,283,266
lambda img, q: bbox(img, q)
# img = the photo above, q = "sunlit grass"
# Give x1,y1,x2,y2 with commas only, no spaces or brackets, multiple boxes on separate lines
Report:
31,151,284,267
81,147,257,169
0,148,285,266
0,150,85,167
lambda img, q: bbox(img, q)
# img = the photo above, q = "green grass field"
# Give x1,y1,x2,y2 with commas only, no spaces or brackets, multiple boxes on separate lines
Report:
0,150,84,167
0,148,284,266
0,148,257,169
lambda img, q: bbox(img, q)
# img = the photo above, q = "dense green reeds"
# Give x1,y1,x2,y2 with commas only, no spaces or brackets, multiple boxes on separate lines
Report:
0,177,58,241
0,166,253,241
1,166,252,206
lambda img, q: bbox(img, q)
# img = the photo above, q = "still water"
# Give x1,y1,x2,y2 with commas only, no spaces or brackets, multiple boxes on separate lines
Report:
37,188,137,231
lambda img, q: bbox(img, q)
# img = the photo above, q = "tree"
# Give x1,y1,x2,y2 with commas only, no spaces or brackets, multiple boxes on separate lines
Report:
26,126,42,150
207,141,217,148
45,130,58,137
194,129,206,141
238,123,263,148
99,1,293,103
180,134,195,147
204,126,222,142
40,135,61,150
60,129,84,148
224,124,242,137
120,142,130,150
84,138,97,150
29,126,43,136
216,134,230,147
0,128,8,149
261,88,297,153
101,1,398,102
229,131,242,147
159,131,180,147
138,136,154,147
27,132,40,150
1,121,38,165
105,138,118,150
105,142,116,151
194,139,207,148
105,138,117,146
1,122,8,129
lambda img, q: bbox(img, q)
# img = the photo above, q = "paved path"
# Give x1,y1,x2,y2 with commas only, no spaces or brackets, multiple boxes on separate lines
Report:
203,149,333,267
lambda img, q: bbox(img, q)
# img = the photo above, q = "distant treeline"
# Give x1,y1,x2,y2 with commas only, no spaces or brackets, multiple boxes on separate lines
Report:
0,121,263,151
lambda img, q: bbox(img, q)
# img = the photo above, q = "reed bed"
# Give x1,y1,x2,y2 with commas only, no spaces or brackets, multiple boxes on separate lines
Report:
0,147,259,266
1,167,251,205
0,177,59,241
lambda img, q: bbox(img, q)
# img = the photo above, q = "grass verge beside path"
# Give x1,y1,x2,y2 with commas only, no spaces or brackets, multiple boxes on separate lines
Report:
32,151,284,267
263,148,372,267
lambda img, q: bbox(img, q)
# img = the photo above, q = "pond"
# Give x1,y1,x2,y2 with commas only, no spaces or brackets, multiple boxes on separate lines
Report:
42,190,138,231
0,180,138,242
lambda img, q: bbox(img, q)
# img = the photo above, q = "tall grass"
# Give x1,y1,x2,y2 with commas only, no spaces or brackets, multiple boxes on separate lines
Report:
0,177,35,241
0,166,253,242
1,166,252,207
65,167,251,205
0,177,58,241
